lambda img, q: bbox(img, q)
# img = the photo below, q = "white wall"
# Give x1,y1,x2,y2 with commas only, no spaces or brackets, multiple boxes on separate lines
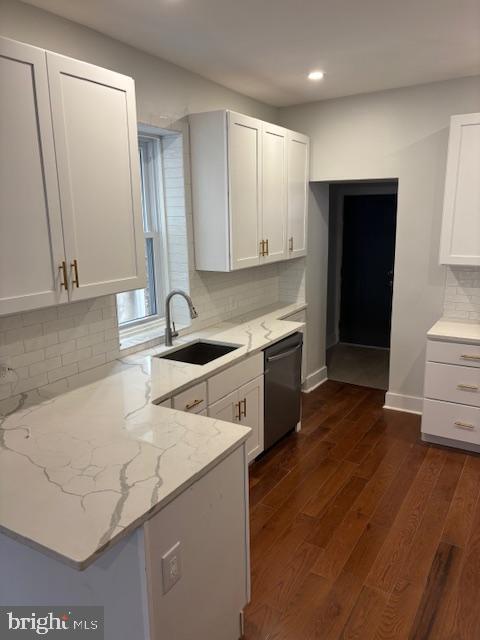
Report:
304,184,329,391
0,0,276,126
279,76,480,409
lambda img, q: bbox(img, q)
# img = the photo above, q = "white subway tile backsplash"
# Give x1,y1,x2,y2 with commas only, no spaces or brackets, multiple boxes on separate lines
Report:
78,353,107,373
45,340,76,358
76,332,105,350
443,267,480,321
47,363,79,384
24,333,59,352
0,295,120,404
62,347,93,366
10,349,45,369
29,357,62,377
13,373,49,394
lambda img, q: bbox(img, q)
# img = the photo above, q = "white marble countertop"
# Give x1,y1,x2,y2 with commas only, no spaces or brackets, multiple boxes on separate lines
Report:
0,302,306,569
428,319,480,345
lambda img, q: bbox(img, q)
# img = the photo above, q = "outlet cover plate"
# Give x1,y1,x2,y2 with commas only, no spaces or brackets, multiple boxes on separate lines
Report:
161,541,182,594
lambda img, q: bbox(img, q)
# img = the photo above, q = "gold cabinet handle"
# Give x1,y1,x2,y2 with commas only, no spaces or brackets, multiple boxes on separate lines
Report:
71,259,80,288
241,398,247,418
185,398,203,411
289,237,294,251
59,261,68,290
457,383,479,392
235,401,242,421
259,240,265,257
461,354,480,361
265,239,269,256
454,420,476,431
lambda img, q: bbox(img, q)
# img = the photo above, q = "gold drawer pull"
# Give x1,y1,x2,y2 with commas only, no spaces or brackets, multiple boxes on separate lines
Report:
241,398,247,418
454,421,476,431
71,259,80,288
461,354,480,361
59,261,68,290
185,398,203,410
265,239,269,256
235,401,242,421
259,240,265,257
289,237,294,252
457,383,479,392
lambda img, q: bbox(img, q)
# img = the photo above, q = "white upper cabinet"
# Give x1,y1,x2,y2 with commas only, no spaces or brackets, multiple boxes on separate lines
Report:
440,113,480,266
47,53,146,300
0,38,67,315
228,112,262,270
189,110,309,271
287,131,309,258
262,123,288,263
0,36,145,315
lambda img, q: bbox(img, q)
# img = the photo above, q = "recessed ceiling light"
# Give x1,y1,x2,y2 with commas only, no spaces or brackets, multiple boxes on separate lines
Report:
308,70,324,81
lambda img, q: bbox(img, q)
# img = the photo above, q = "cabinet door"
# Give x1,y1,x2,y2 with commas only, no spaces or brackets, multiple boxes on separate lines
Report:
208,389,239,424
238,375,264,462
262,123,288,263
47,53,146,300
0,38,67,315
227,112,262,270
287,131,309,259
440,113,480,266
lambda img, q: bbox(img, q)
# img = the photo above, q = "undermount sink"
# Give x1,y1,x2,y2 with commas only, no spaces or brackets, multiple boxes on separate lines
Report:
156,340,240,365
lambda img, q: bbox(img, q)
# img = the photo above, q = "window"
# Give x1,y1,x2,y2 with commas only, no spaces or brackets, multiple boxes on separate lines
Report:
117,133,169,327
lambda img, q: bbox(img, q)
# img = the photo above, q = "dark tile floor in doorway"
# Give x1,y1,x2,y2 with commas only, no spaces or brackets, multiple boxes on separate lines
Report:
327,343,390,390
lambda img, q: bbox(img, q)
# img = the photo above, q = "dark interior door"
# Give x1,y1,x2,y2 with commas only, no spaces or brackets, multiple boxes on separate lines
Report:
339,194,397,348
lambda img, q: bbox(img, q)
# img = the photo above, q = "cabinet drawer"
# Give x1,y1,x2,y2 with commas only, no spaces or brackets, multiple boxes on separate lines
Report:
427,340,480,368
172,381,207,414
424,362,480,407
208,353,263,405
422,399,480,445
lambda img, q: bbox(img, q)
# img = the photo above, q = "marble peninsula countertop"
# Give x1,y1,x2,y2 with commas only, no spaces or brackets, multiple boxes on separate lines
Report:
427,319,480,345
0,302,306,569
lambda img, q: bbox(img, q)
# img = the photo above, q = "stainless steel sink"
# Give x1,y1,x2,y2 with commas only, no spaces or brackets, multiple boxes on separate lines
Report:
155,340,240,365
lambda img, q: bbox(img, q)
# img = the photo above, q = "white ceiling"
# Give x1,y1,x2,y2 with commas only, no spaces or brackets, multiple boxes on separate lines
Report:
24,0,480,106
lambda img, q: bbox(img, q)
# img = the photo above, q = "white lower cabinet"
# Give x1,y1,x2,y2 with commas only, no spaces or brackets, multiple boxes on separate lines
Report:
144,445,249,640
208,375,264,463
238,376,264,462
163,353,265,463
208,389,238,424
172,381,207,414
422,335,480,451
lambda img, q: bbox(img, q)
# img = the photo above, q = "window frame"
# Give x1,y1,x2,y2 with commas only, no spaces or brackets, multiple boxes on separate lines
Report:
117,131,170,330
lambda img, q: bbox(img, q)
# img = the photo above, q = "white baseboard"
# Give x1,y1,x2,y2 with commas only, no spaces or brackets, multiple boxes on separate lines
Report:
384,392,423,415
303,366,328,393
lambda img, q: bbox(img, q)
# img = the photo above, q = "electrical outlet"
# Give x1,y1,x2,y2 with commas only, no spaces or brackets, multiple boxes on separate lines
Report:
161,542,182,594
0,363,14,381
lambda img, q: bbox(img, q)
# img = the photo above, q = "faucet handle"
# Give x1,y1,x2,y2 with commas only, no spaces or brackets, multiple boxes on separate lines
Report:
172,321,178,338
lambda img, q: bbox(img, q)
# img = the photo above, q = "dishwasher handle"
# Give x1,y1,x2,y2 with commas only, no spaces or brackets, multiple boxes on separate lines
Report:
266,343,302,363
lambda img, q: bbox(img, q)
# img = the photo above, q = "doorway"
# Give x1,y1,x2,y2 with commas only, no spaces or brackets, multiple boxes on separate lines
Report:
326,182,398,390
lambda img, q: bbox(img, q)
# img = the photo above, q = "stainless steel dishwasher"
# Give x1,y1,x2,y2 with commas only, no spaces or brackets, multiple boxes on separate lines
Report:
264,332,303,452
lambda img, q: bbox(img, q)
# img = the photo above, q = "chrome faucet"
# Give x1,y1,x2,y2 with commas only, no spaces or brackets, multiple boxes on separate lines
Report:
164,289,198,347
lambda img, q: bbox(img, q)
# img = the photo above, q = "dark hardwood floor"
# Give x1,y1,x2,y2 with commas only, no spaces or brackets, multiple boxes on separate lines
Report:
244,380,480,640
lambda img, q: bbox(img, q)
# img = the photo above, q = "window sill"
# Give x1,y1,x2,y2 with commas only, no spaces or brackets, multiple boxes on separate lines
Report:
119,318,167,351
